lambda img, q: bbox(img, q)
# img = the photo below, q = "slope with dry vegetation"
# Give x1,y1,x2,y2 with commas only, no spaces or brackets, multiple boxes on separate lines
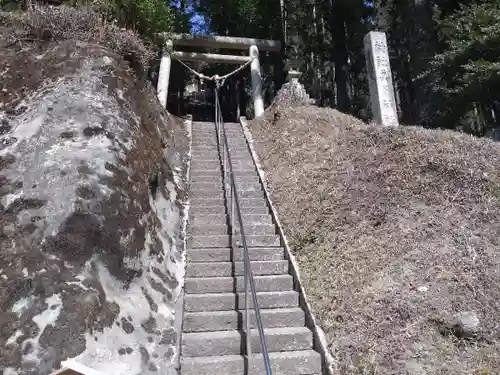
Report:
249,96,500,374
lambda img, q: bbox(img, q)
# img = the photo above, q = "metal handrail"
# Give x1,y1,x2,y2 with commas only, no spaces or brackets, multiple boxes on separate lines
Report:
214,85,273,375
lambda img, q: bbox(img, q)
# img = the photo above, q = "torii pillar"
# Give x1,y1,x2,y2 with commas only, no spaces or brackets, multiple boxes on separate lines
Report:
249,45,264,118
157,39,173,108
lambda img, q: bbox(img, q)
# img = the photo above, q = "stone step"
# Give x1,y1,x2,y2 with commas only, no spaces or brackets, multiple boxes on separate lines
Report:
190,206,270,216
237,206,269,215
180,350,321,375
192,141,247,147
190,162,221,168
188,224,228,235
189,185,226,191
191,155,220,160
192,140,244,146
191,155,249,161
189,178,225,185
192,142,219,146
189,190,226,199
191,153,221,159
190,166,224,172
190,158,222,163
192,140,243,144
191,162,255,171
193,129,242,134
233,177,262,185
190,169,222,174
183,307,305,332
199,172,256,179
230,155,253,160
188,234,279,248
190,205,268,216
190,170,256,177
189,189,264,199
194,146,248,152
187,247,284,263
188,223,275,235
233,170,258,176
193,136,244,141
191,146,219,150
191,150,220,155
186,260,289,277
190,167,222,174
190,172,260,179
189,177,224,184
225,145,249,150
189,206,227,215
190,180,224,187
193,144,219,148
191,163,254,170
190,198,267,208
184,274,293,294
193,136,245,141
189,184,225,192
181,326,313,357
189,213,273,226
226,142,248,147
184,291,298,312
192,122,215,126
232,184,262,191
228,156,252,161
190,175,261,185
190,180,259,189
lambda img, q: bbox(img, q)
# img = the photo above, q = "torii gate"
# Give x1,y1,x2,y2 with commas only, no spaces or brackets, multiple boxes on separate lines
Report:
156,33,282,118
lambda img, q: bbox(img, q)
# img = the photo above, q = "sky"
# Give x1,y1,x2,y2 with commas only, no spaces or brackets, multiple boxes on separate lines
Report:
169,0,209,34
190,13,208,34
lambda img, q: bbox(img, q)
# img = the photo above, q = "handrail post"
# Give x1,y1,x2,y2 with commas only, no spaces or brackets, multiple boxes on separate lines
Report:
245,241,251,372
231,182,235,242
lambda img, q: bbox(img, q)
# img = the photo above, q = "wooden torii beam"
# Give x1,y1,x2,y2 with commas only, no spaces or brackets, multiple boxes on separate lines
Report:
171,51,252,65
159,33,281,52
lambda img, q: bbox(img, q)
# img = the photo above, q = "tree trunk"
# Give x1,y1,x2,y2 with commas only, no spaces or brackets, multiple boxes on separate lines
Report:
330,0,350,112
409,0,438,123
312,0,326,105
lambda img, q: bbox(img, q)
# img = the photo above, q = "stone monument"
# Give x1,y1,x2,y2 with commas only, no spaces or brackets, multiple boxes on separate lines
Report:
364,31,399,127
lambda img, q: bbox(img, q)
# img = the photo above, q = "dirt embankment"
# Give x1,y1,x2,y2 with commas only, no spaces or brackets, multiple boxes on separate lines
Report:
250,93,500,374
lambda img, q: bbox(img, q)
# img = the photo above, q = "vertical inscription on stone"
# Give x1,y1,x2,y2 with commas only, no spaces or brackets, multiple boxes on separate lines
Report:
364,31,399,127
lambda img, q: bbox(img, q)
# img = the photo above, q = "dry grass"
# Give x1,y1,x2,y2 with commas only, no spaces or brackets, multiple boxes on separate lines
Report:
249,99,500,374
0,5,153,71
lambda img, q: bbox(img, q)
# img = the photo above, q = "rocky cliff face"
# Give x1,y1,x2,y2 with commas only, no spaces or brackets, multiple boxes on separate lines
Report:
0,40,190,375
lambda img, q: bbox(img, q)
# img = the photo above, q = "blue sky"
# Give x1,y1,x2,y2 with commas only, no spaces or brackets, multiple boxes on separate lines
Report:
190,13,208,34
169,0,208,34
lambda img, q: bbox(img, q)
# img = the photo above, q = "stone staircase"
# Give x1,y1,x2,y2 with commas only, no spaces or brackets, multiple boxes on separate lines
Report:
180,121,322,374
